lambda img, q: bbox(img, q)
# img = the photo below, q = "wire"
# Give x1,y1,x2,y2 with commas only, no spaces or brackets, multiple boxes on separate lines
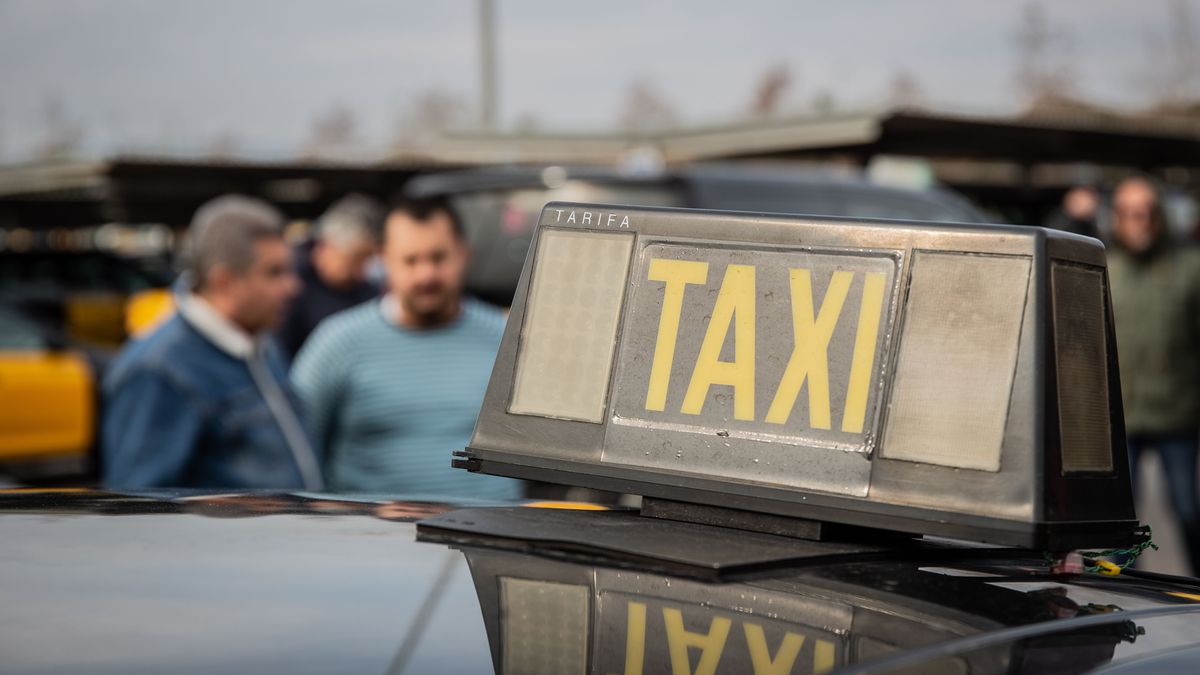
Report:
1042,525,1159,576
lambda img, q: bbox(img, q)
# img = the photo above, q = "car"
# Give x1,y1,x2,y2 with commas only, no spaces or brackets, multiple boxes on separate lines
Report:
404,164,987,306
1,489,1199,674
4,203,1197,674
0,249,174,348
0,304,106,478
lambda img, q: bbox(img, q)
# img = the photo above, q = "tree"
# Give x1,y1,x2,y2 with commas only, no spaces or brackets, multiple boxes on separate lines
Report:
392,89,471,150
513,112,541,134
207,132,240,160
303,104,359,160
35,96,85,161
1012,3,1076,105
810,89,837,115
748,63,792,118
1141,0,1200,109
617,79,679,134
888,69,926,108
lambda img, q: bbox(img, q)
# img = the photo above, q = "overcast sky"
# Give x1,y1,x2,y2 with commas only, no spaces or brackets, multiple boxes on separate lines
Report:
0,0,1193,161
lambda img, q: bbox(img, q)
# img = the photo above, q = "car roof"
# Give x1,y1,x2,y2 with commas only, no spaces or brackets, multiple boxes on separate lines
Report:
2,490,1198,674
404,162,987,225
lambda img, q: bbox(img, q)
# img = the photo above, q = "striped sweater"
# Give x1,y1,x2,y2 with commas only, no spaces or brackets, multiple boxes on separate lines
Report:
291,297,520,498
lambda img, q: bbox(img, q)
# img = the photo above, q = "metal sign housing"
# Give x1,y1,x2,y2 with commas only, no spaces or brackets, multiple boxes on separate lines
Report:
457,202,1137,549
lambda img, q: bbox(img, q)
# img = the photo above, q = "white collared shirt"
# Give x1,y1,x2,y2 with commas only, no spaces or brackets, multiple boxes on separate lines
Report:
176,293,262,360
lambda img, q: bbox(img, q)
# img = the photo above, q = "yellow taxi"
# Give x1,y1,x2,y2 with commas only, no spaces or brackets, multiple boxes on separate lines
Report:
0,306,95,465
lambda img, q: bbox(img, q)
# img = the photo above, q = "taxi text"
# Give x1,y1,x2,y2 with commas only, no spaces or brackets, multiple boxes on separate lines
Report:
613,599,837,675
644,258,886,434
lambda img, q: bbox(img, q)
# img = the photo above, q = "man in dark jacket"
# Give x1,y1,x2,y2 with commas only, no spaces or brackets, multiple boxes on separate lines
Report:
277,194,383,361
102,196,322,490
1107,176,1200,574
1045,185,1101,240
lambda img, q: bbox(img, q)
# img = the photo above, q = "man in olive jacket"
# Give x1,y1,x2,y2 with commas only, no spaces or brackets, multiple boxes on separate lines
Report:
1108,176,1200,574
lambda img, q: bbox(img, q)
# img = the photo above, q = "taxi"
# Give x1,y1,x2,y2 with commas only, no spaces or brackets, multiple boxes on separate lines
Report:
0,305,97,469
2,204,1198,674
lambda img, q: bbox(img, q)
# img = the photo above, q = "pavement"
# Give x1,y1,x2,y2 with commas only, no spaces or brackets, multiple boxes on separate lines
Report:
1133,451,1193,576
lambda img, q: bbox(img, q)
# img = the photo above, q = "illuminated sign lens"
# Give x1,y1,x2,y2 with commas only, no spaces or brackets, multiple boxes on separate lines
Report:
882,252,1032,472
509,229,635,423
500,577,590,675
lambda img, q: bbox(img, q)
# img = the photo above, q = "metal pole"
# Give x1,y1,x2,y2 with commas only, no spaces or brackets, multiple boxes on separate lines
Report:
479,0,498,130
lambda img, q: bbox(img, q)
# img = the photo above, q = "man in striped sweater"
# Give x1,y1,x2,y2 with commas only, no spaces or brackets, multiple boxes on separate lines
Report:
292,197,521,499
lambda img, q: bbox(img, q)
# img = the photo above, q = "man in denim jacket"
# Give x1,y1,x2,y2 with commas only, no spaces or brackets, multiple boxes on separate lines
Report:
101,196,323,490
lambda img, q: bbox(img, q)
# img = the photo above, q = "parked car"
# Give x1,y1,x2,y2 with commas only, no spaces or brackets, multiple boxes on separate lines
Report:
404,164,987,306
0,490,1197,674
0,249,173,348
0,304,106,477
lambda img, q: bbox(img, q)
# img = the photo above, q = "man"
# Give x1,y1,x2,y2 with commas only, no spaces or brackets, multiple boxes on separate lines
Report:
277,193,383,361
293,198,519,498
1046,185,1100,240
102,195,322,490
1107,176,1200,574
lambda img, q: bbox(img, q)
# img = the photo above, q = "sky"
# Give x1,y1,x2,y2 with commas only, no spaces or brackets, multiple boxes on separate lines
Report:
0,0,1193,161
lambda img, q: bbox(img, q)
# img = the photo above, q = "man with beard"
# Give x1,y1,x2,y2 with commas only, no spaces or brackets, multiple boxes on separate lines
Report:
1108,176,1200,575
292,197,520,498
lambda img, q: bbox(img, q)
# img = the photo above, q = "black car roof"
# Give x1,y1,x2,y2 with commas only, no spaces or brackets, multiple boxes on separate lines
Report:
2,490,1198,674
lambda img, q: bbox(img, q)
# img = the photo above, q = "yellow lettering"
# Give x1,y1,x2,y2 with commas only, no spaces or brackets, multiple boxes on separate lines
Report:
663,607,731,675
765,269,852,428
645,259,710,412
841,272,886,433
616,601,647,675
744,623,805,675
681,264,757,420
814,638,836,674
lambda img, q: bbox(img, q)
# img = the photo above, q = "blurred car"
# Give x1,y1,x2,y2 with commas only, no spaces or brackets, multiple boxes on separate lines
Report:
405,164,987,306
0,249,174,348
0,305,106,476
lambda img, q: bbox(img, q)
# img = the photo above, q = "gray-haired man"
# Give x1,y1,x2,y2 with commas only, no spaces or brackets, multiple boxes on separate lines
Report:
277,193,383,360
101,195,322,490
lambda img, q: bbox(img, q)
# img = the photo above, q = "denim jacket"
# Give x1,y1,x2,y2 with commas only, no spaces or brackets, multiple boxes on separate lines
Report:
101,310,318,490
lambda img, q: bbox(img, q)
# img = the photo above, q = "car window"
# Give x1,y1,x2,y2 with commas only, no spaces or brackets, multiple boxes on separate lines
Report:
449,182,683,305
689,178,843,217
0,309,46,350
0,253,162,298
838,186,975,222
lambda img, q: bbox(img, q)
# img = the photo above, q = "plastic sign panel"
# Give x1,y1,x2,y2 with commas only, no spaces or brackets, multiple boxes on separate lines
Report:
461,203,1139,549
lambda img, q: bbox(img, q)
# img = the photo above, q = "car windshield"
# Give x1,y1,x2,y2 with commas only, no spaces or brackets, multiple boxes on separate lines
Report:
691,177,984,223
448,181,683,305
0,252,166,300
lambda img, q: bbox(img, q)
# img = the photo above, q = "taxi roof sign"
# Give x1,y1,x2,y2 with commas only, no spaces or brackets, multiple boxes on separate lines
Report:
457,202,1138,549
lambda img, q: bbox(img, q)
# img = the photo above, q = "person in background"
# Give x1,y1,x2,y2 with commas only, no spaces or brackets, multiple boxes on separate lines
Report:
1046,185,1100,240
1107,176,1200,575
277,193,384,361
292,197,520,499
102,195,322,490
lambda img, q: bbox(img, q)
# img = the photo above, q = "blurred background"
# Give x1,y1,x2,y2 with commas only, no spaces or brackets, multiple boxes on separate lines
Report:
1,0,1198,572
